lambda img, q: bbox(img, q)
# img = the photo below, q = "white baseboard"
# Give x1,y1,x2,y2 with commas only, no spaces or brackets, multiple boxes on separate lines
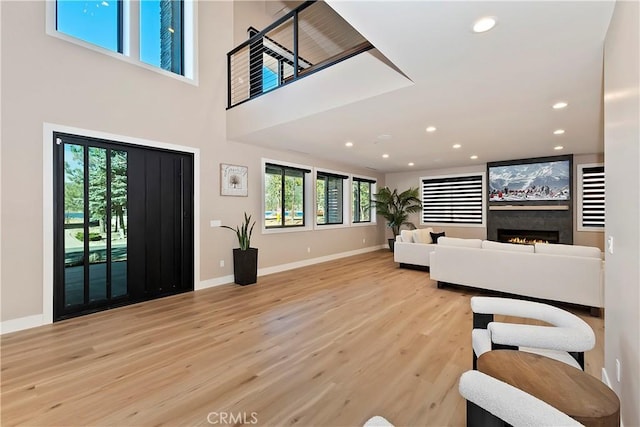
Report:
602,367,612,388
601,367,624,427
196,274,235,291
3,245,386,333
0,314,45,335
257,245,385,276
197,245,385,289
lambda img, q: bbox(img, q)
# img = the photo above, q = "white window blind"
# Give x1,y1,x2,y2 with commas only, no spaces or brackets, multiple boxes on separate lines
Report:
421,174,483,224
580,165,605,229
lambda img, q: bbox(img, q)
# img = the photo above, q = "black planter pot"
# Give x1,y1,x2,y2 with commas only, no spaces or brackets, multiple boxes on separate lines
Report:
233,247,258,285
388,238,395,252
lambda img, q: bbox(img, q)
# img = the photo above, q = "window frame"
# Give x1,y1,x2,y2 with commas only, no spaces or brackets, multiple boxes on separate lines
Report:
577,163,605,232
352,176,376,225
262,159,312,234
46,0,197,84
55,0,124,54
420,172,486,227
315,169,349,228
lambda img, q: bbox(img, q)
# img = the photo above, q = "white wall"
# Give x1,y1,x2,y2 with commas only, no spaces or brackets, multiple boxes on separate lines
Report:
603,1,640,425
0,1,385,325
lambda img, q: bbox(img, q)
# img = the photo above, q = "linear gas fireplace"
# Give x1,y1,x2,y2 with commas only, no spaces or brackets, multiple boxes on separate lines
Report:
497,229,559,245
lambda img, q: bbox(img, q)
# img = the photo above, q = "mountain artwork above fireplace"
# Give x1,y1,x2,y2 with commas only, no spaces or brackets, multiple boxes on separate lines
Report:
487,155,573,205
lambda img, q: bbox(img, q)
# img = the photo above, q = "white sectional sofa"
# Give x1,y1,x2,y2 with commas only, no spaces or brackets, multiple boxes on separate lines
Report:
429,237,604,315
393,228,441,270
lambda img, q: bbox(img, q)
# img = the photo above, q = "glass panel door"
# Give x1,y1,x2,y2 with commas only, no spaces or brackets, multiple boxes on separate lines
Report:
54,132,192,321
57,137,129,318
63,143,85,307
110,150,128,298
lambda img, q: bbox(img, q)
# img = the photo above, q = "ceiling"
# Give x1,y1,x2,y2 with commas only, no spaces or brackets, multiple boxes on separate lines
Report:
228,1,615,173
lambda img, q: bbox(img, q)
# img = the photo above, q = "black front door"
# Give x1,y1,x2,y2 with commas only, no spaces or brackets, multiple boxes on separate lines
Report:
53,132,194,321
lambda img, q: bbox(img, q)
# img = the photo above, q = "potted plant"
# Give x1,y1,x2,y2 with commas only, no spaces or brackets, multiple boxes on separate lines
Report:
372,187,422,251
222,212,258,285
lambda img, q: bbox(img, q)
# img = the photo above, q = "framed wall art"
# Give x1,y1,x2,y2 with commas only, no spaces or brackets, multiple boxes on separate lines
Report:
220,163,248,196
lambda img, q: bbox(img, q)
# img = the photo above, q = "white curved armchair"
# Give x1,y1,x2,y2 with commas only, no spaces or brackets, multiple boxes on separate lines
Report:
459,370,583,426
363,416,394,427
471,297,595,370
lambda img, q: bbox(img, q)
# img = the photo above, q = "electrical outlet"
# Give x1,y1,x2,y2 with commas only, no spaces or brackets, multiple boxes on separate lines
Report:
307,247,311,253
219,260,224,267
616,359,621,382
362,238,366,244
210,220,221,227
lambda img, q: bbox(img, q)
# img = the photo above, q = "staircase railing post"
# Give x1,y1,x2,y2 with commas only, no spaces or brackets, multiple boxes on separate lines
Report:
227,53,232,108
293,11,299,79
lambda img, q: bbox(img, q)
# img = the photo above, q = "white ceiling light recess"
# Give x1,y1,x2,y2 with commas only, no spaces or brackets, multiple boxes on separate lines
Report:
473,16,497,33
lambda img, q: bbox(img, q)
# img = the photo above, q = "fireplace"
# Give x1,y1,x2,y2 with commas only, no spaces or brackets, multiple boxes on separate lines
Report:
497,228,559,245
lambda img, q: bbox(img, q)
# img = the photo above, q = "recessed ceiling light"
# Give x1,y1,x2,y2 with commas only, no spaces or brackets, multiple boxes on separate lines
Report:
426,126,437,133
553,102,568,109
345,141,353,147
553,129,565,135
473,17,497,33
554,145,564,150
452,144,462,149
408,162,415,167
470,155,479,160
382,154,389,159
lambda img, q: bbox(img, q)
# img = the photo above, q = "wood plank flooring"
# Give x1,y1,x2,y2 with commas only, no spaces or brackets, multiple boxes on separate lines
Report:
0,250,604,426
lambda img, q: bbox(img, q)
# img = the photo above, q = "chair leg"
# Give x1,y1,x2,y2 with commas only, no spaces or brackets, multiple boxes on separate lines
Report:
473,313,493,329
569,351,585,370
466,400,506,427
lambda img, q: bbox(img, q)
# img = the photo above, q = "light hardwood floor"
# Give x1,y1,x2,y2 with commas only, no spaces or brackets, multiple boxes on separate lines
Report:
1,250,604,426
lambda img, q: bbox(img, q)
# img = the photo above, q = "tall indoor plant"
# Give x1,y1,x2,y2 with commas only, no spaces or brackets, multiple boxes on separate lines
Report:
222,212,258,285
373,187,422,251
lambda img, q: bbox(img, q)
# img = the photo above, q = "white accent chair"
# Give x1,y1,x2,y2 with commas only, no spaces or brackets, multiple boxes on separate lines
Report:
459,370,583,426
363,416,394,426
471,297,595,370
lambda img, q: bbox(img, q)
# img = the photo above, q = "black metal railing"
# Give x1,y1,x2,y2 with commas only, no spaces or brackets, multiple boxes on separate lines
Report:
227,0,372,109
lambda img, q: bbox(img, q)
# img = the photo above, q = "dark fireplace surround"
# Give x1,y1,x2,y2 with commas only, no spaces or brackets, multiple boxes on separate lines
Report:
488,209,573,245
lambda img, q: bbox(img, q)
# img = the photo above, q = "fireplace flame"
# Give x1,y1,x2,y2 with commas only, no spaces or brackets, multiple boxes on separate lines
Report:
508,237,549,245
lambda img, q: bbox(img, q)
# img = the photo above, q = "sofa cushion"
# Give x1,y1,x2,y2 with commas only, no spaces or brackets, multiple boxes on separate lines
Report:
482,240,535,253
400,230,414,243
430,231,446,244
412,227,434,244
534,243,602,259
438,237,483,248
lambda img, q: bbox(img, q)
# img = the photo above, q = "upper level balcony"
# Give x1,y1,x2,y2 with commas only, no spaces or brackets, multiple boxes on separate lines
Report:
227,1,374,109
226,0,413,141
